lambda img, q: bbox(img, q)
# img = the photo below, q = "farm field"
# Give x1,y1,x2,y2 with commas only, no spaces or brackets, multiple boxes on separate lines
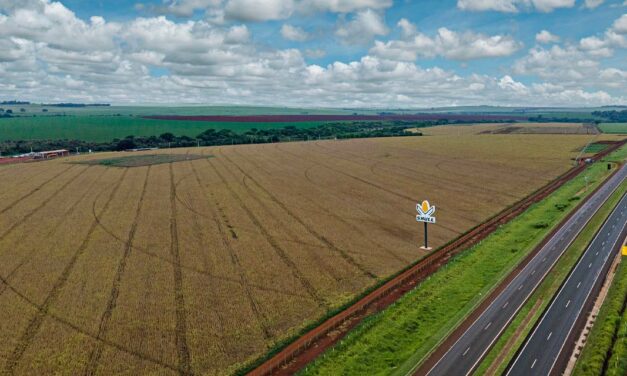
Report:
0,131,613,375
0,116,326,143
599,123,627,134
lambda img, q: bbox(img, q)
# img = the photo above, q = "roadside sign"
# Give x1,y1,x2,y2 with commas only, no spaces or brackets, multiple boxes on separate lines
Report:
416,200,436,223
622,245,627,256
416,200,436,250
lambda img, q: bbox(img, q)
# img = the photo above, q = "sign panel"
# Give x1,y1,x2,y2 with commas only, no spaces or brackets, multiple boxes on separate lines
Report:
416,200,436,224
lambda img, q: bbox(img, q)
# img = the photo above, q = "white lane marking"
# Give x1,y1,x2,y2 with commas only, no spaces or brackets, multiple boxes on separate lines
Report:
531,359,537,369
503,301,509,309
547,332,552,341
463,347,470,356
531,270,536,276
577,281,581,289
589,262,593,269
596,251,599,256
518,284,524,290
484,322,492,330
542,257,547,262
602,241,606,246
565,300,570,308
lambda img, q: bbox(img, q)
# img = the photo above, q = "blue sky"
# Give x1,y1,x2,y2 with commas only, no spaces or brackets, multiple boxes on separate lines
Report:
0,0,625,107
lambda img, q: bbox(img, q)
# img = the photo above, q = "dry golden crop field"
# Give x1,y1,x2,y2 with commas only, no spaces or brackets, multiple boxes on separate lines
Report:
0,131,612,375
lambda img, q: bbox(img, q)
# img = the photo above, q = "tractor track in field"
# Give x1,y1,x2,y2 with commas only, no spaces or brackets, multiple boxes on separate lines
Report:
89,195,310,301
207,156,327,308
84,166,151,376
0,166,90,243
3,168,128,375
0,165,74,215
0,167,107,299
308,142,494,223
169,163,192,376
189,160,273,341
311,141,520,202
220,150,378,281
0,272,181,374
220,148,363,285
274,143,462,236
230,147,410,265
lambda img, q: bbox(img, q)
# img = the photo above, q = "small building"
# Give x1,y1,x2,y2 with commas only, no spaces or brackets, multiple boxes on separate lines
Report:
34,149,70,159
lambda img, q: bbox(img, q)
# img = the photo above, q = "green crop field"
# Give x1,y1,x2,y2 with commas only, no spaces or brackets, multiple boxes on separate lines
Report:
0,116,325,142
599,123,627,134
299,149,623,376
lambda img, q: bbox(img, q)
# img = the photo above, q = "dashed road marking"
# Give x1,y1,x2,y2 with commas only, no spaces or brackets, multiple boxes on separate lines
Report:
547,332,552,341
565,300,570,308
463,347,470,357
531,359,537,369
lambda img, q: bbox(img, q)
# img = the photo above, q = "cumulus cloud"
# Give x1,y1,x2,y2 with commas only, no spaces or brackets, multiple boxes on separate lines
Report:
457,0,576,13
536,30,560,43
335,9,389,45
0,0,624,107
281,24,310,41
370,21,522,61
224,0,294,21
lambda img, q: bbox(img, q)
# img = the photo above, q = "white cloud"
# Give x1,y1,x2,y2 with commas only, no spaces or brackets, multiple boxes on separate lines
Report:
584,0,604,9
536,30,560,43
304,48,326,58
613,14,627,33
457,0,576,13
138,0,222,17
0,0,624,107
335,9,389,45
300,0,393,13
224,0,294,21
281,24,310,41
371,22,522,61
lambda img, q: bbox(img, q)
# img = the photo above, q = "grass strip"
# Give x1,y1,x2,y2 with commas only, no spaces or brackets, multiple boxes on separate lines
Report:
573,260,627,376
299,151,623,376
474,179,627,375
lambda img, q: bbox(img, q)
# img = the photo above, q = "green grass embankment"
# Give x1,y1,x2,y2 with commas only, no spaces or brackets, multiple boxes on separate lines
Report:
300,149,624,376
573,260,627,376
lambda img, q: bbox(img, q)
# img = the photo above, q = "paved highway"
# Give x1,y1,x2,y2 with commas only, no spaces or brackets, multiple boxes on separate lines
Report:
424,164,627,376
506,193,627,376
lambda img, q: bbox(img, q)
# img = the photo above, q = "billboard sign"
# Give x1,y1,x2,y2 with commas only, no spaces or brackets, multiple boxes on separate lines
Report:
416,200,436,224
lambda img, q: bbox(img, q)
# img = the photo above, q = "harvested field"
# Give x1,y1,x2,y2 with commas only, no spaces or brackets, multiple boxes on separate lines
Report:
143,114,526,123
0,132,608,375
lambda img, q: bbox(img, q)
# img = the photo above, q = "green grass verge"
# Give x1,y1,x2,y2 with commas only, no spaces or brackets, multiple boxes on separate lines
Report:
299,156,621,376
573,260,627,376
474,179,627,375
599,123,627,134
0,116,328,142
584,143,609,153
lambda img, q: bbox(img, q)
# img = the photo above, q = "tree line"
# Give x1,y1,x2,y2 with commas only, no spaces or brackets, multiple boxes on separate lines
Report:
0,121,426,156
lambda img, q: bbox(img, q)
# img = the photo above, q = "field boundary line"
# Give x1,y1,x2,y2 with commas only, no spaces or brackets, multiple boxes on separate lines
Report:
245,140,626,376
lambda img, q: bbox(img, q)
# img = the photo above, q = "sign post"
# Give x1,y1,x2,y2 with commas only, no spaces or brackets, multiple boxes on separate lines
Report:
416,200,436,250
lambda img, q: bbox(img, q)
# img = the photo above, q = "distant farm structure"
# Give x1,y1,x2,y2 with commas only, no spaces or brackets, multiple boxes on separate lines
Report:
0,149,70,164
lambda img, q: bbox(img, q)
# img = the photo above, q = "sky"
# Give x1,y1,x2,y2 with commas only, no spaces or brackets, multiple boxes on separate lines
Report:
0,0,626,107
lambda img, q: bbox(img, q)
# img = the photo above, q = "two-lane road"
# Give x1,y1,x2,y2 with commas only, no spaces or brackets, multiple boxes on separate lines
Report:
506,193,627,375
424,164,627,376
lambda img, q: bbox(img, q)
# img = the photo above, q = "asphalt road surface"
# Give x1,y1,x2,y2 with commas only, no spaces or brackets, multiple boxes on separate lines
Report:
425,164,627,376
506,192,627,376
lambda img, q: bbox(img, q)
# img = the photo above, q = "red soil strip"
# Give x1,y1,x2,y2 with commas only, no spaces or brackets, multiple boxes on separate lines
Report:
143,114,527,123
247,140,626,376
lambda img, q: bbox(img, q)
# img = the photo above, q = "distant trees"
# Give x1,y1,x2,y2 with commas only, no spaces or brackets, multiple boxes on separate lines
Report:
591,110,627,122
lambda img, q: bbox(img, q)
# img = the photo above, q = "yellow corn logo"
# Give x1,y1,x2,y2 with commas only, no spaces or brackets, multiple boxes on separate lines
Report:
417,200,435,217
